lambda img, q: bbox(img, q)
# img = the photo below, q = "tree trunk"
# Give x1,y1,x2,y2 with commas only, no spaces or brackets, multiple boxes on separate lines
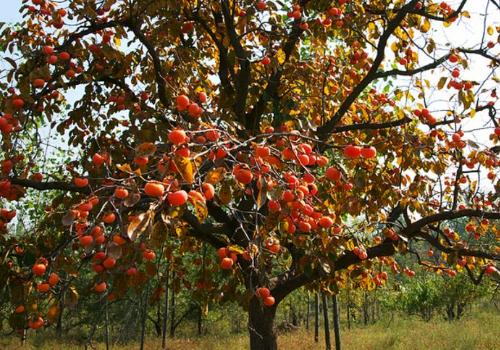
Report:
140,288,148,350
322,293,331,350
161,267,169,349
363,292,369,326
457,303,465,320
20,327,26,346
56,297,64,337
248,297,278,350
156,293,162,337
314,293,319,342
306,293,310,330
105,299,110,350
332,295,341,350
346,290,351,330
197,306,203,336
169,271,176,337
446,303,455,321
371,294,375,324
290,301,298,327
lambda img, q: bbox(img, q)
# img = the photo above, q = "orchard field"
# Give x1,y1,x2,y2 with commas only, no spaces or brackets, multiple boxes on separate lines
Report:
0,0,499,350
3,313,500,350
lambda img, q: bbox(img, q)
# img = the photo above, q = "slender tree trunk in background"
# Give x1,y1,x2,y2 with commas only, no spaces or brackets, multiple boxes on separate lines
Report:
248,297,278,350
197,306,203,336
446,303,455,321
169,271,176,337
290,301,298,327
457,303,465,320
371,294,375,324
21,327,26,346
346,290,351,330
314,293,319,342
84,322,97,350
322,293,331,350
306,293,310,330
140,288,148,350
102,302,109,350
332,295,341,350
234,316,241,333
161,267,170,349
363,292,369,326
156,294,161,337
376,296,380,321
56,296,64,337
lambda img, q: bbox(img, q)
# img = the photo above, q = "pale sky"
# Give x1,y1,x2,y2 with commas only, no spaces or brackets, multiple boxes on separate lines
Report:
0,0,22,23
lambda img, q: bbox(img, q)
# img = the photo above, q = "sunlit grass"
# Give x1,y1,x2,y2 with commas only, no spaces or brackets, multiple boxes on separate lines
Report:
2,310,498,349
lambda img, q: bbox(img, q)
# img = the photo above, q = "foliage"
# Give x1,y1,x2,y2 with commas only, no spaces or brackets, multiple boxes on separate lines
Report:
0,0,499,348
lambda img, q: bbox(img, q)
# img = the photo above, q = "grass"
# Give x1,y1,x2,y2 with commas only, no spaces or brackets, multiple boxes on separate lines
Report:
2,310,499,349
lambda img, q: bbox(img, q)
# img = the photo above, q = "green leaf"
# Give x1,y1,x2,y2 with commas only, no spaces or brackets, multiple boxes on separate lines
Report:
437,77,447,90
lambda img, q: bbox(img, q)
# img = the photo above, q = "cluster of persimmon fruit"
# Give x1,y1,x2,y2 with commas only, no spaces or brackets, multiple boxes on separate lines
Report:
0,208,16,232
255,287,275,307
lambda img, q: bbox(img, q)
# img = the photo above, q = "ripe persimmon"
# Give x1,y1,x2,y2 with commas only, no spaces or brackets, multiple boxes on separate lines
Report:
167,190,188,206
144,182,164,197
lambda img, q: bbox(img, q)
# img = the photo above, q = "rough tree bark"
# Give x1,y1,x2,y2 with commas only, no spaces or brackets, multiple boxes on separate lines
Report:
197,306,203,336
314,293,320,342
322,293,332,350
169,270,176,337
140,288,148,350
56,296,64,337
306,292,310,330
105,299,110,350
248,297,278,350
346,290,351,330
332,294,342,350
161,265,170,349
363,292,369,326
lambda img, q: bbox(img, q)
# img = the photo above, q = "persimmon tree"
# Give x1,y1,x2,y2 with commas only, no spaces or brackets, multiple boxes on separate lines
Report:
0,0,499,349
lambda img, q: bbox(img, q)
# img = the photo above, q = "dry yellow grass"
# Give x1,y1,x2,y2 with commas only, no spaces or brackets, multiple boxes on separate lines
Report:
2,311,498,350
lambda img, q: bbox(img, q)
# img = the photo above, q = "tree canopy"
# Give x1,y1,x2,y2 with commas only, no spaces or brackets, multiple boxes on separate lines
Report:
0,1,499,349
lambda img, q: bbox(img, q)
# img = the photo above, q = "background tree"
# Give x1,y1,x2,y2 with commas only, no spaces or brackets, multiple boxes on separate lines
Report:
0,1,499,350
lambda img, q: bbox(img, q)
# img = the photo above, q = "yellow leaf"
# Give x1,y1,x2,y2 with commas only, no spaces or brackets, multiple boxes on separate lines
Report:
175,224,188,237
117,163,133,173
174,155,194,183
487,26,494,36
421,18,431,33
345,240,355,251
364,278,376,291
114,36,121,47
205,167,226,184
228,245,245,254
276,49,286,65
193,198,208,221
391,42,399,53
